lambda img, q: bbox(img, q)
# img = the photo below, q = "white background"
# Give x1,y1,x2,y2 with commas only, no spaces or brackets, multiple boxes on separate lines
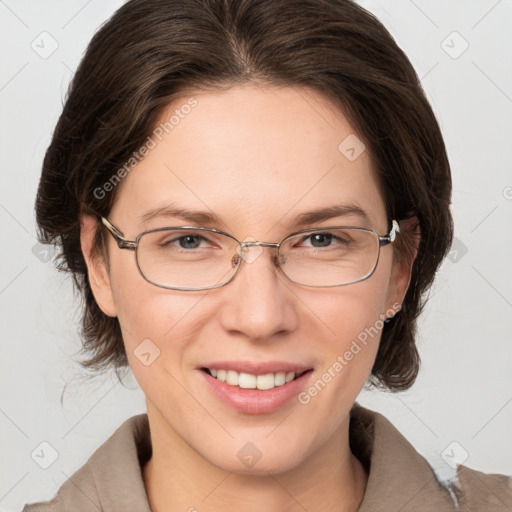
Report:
1,0,511,510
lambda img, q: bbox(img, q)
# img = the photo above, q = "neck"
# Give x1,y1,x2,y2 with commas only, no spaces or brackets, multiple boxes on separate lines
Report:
143,404,368,512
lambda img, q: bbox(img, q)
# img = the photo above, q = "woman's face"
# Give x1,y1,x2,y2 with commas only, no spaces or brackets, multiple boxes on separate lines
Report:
83,83,410,474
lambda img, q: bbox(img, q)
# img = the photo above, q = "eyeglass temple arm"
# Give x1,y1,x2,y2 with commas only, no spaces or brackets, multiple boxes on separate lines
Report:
378,219,401,246
100,216,137,250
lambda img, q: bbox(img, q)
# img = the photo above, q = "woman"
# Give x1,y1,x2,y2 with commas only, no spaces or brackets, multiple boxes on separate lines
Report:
23,0,511,510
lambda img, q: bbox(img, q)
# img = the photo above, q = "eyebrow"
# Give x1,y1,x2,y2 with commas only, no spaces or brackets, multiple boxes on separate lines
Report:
140,203,227,227
291,203,371,228
139,202,372,229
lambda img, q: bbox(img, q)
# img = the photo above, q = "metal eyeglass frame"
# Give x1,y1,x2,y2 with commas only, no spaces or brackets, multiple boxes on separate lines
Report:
99,216,401,290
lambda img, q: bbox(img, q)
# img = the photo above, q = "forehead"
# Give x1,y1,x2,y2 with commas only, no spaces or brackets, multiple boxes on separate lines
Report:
110,84,387,236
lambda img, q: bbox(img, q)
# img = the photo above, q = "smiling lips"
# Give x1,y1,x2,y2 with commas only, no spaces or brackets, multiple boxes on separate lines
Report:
200,361,313,391
205,368,303,390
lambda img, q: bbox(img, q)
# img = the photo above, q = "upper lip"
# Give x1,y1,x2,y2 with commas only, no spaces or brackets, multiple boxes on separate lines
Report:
199,361,313,375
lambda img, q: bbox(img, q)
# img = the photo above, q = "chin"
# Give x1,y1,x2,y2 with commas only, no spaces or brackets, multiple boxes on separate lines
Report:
202,441,309,476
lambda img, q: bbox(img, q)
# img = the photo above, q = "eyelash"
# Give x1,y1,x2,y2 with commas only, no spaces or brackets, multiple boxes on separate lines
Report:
160,231,351,250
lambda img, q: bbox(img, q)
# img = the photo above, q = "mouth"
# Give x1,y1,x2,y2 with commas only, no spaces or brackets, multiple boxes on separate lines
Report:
199,365,314,414
200,367,313,390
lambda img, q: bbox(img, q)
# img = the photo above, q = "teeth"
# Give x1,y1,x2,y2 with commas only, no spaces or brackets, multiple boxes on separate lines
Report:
208,369,298,390
239,372,256,388
226,370,239,386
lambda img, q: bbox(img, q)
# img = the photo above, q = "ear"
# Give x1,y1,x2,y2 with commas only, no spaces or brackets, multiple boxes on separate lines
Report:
80,215,118,317
384,216,420,316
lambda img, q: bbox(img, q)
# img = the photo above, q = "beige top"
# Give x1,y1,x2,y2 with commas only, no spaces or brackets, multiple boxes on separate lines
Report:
22,403,512,511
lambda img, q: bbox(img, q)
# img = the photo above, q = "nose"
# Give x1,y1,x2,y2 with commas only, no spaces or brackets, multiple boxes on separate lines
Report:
218,244,298,341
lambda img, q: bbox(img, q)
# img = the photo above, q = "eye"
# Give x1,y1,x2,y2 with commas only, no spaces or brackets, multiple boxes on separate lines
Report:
140,228,231,257
163,233,209,250
298,231,351,249
147,229,219,251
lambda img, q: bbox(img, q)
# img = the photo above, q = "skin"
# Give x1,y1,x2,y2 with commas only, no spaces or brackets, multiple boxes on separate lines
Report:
80,83,417,512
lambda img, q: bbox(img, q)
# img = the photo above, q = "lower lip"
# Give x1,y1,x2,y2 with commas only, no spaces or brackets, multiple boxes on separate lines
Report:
199,369,313,414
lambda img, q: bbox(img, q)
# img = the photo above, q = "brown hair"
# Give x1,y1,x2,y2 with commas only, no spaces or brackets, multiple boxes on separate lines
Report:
35,0,453,390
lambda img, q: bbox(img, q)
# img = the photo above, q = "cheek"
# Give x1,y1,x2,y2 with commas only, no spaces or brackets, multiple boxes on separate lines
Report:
315,264,391,350
108,254,210,358
111,281,214,412
306,259,393,392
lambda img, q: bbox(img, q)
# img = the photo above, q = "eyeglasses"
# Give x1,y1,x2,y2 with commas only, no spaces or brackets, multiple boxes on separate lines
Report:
99,216,400,291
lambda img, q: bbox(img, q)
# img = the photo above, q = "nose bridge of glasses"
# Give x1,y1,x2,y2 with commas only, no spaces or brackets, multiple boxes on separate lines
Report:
235,240,283,268
240,240,280,249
